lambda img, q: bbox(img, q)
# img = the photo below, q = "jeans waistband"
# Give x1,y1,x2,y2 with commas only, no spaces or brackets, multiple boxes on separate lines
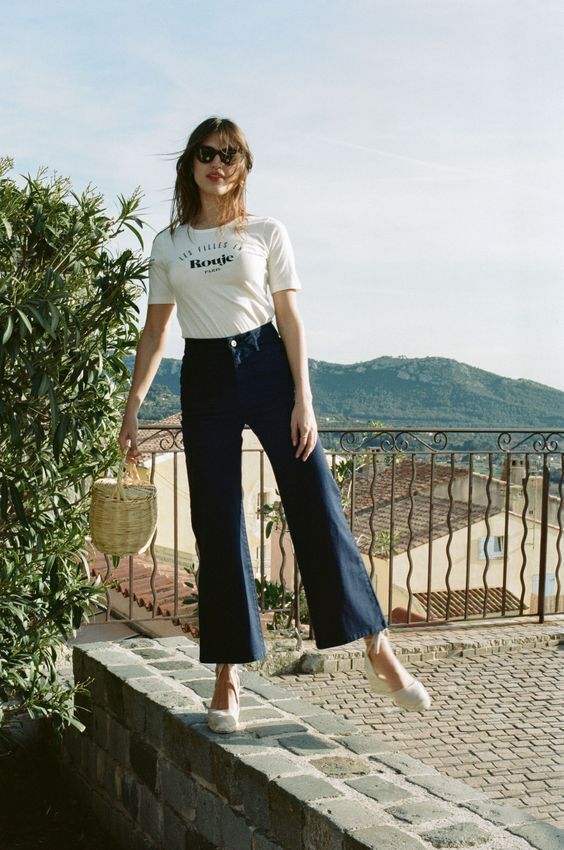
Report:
183,321,280,351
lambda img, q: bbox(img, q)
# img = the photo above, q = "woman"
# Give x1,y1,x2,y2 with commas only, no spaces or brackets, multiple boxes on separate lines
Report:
119,116,431,733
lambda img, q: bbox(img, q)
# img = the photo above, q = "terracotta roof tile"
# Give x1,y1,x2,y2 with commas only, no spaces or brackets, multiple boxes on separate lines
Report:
353,496,498,555
347,458,468,513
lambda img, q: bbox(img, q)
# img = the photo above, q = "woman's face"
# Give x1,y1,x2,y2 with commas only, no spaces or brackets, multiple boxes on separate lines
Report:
191,132,243,199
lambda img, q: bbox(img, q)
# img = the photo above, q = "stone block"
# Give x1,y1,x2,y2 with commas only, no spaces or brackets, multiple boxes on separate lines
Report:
89,786,115,833
219,804,253,850
121,680,147,735
163,714,214,783
143,696,170,750
108,714,131,765
137,782,163,844
239,707,287,722
92,703,109,750
183,828,220,850
386,800,452,825
111,663,157,681
252,832,285,850
84,645,139,666
507,821,564,850
173,667,215,680
181,678,215,699
304,798,382,850
219,732,277,756
121,769,140,820
95,746,115,794
163,804,187,850
344,825,427,849
130,732,158,793
130,828,159,850
114,763,124,802
345,775,415,804
194,784,223,847
130,647,175,660
309,755,372,778
85,664,107,705
249,721,309,738
269,774,343,850
240,753,302,778
240,694,266,707
126,675,181,697
421,821,492,848
158,756,197,822
147,659,196,671
176,646,201,660
105,669,126,717
309,798,384,833
210,746,244,807
236,753,304,832
278,733,339,757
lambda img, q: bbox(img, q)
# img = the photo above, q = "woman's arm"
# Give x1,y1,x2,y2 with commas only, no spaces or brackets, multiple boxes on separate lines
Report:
119,303,176,461
272,290,318,461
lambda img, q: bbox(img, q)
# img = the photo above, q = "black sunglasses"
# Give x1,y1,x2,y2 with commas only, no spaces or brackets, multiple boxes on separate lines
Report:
195,144,241,165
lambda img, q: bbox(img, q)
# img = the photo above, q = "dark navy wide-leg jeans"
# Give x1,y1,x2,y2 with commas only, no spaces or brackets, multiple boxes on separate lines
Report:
180,320,388,663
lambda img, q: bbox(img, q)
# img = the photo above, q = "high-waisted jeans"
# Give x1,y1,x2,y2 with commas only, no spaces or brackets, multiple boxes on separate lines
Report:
180,320,388,663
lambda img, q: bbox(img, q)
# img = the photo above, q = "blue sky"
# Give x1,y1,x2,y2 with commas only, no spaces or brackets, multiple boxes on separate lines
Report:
2,0,563,390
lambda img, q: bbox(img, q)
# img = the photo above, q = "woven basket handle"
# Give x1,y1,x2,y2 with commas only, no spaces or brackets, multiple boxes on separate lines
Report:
114,448,142,500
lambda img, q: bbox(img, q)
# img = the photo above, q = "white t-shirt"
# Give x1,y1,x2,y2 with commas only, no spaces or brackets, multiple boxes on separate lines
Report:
147,215,302,338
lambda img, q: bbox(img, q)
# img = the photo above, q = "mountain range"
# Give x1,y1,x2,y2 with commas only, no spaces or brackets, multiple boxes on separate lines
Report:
124,354,564,429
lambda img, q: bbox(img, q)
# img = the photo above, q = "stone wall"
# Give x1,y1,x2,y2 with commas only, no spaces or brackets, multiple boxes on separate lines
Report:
54,635,552,850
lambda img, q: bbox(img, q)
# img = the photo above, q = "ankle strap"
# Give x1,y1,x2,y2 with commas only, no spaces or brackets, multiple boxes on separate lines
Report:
367,627,390,656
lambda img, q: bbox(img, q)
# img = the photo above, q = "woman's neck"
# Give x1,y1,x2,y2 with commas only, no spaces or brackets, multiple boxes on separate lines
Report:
194,197,221,229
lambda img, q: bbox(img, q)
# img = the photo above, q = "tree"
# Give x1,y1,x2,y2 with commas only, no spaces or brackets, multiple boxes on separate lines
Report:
0,156,149,748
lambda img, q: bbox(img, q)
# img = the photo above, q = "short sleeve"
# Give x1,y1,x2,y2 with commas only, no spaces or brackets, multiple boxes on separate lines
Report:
147,233,176,304
266,219,302,294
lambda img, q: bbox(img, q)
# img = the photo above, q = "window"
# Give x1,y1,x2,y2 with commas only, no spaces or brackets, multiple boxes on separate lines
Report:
532,574,556,595
478,535,504,560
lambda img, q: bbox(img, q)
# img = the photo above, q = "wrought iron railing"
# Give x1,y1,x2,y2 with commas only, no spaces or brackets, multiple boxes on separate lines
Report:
90,427,564,638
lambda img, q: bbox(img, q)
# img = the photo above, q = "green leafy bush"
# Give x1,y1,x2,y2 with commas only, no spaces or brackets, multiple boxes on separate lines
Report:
0,156,149,746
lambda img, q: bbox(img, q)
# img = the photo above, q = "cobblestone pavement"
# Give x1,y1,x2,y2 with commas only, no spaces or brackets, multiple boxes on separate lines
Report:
269,625,564,831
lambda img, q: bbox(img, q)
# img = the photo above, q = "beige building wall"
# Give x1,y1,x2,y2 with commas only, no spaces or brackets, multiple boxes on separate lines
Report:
142,429,282,575
140,448,561,619
365,512,562,617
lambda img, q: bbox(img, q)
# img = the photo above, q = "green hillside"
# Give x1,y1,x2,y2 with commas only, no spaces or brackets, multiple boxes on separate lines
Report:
124,354,564,429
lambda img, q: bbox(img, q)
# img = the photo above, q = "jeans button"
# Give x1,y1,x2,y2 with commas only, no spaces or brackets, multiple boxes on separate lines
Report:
230,339,237,347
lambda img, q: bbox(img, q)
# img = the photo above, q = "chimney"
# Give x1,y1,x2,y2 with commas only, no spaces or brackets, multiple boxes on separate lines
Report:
509,458,525,486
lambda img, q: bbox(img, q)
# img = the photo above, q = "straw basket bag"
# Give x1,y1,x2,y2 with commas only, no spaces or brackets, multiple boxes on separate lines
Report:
89,453,158,556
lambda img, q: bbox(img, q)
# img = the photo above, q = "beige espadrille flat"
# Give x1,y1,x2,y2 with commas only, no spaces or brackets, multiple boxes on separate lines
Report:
364,629,432,712
207,663,241,733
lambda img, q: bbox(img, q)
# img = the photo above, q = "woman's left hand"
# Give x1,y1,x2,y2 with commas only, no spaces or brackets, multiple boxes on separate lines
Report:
291,398,318,461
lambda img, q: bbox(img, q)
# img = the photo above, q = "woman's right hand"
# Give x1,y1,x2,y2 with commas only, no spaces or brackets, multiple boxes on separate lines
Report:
119,411,140,463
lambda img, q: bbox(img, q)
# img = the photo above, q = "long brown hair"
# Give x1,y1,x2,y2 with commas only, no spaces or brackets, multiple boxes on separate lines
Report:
169,116,253,240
